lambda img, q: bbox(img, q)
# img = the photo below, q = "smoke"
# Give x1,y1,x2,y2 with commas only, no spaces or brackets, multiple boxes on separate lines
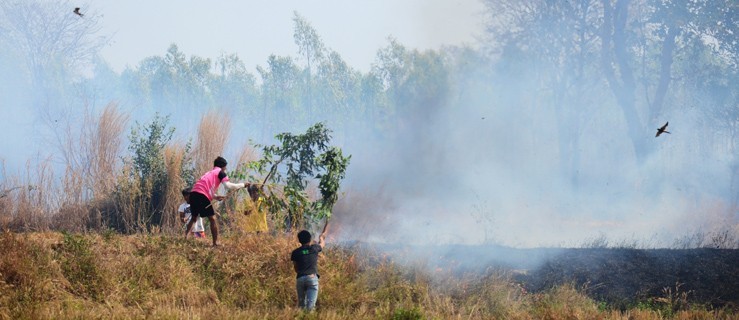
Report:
332,67,737,252
1,2,736,261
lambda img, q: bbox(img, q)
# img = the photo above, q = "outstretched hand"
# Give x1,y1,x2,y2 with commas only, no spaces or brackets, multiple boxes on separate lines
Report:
318,232,326,247
318,219,329,246
321,219,330,236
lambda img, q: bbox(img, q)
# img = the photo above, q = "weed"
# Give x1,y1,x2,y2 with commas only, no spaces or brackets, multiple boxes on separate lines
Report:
652,282,692,317
392,306,424,320
58,232,108,301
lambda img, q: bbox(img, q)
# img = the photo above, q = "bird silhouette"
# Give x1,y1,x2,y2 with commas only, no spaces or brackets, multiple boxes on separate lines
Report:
73,7,83,17
655,122,670,137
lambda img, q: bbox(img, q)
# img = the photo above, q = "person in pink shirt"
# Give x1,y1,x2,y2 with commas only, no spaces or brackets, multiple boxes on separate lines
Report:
186,156,249,246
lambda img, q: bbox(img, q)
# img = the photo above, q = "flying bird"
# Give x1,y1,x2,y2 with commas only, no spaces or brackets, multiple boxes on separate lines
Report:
655,122,670,137
73,7,83,17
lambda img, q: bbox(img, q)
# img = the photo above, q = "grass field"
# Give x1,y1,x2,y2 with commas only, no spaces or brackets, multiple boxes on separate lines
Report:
0,231,736,320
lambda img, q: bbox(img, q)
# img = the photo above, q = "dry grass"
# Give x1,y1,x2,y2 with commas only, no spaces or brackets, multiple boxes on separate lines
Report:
234,142,260,168
110,161,148,233
90,103,129,199
1,158,56,232
58,102,128,203
0,231,732,320
162,142,189,233
193,110,232,174
0,107,253,234
0,103,130,233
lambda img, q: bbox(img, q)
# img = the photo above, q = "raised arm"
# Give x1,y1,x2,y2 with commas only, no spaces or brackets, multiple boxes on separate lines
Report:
318,220,329,248
223,181,247,190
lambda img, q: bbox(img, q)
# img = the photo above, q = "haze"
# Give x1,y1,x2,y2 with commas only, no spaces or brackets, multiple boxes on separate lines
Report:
0,0,736,250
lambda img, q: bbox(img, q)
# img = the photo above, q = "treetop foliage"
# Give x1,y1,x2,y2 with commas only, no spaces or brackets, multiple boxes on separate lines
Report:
243,122,351,226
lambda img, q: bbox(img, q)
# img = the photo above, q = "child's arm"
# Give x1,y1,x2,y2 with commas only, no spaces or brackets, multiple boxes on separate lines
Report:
223,181,248,190
318,233,326,248
178,205,187,223
318,220,328,248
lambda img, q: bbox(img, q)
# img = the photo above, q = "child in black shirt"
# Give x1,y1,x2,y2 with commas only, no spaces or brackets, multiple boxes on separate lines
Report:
290,229,326,310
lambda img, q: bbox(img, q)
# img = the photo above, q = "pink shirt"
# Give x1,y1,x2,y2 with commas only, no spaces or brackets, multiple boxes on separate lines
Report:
191,167,229,201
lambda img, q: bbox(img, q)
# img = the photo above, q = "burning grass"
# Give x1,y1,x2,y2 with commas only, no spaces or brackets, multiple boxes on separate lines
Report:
0,231,734,319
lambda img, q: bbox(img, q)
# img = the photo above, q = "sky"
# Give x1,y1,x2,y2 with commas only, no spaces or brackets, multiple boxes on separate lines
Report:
95,0,486,73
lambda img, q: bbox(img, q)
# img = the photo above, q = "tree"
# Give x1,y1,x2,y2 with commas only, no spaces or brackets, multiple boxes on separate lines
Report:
357,71,389,138
211,53,259,134
600,0,738,161
481,0,605,186
481,0,738,171
245,123,350,231
126,44,213,118
293,12,326,118
0,0,108,109
257,55,302,135
315,50,361,135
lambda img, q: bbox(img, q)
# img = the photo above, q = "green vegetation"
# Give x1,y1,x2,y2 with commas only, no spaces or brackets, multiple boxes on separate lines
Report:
244,122,350,230
116,113,177,232
0,231,734,319
0,3,736,319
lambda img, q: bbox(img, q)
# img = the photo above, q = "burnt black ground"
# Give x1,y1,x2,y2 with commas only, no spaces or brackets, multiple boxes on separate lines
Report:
347,242,739,309
516,248,738,309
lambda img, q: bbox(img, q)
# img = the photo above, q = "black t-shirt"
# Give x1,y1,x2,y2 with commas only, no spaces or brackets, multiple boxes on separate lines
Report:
290,244,322,278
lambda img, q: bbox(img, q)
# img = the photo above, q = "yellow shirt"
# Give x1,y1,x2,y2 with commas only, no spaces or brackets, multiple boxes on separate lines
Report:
240,197,268,232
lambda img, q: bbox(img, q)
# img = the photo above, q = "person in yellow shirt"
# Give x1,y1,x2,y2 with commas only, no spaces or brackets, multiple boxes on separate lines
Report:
242,184,268,233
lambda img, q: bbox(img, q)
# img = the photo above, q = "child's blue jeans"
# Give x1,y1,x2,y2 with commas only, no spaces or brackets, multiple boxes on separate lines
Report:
296,274,319,310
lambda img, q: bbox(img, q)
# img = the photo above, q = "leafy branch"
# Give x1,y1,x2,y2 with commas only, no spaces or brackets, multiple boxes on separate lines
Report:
248,123,350,230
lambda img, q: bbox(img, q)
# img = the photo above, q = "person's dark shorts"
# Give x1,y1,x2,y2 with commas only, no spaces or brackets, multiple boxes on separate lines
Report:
189,191,215,218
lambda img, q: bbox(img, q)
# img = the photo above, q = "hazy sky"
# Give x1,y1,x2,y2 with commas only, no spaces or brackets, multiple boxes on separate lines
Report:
4,1,733,250
95,0,486,72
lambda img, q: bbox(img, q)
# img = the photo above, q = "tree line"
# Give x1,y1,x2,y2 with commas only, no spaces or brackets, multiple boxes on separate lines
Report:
1,1,737,227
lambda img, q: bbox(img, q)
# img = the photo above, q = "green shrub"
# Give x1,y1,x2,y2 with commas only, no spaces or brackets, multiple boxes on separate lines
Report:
392,306,424,320
58,233,107,301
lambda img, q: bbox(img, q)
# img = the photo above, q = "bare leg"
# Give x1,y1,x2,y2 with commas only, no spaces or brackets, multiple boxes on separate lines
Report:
208,215,218,246
184,219,195,239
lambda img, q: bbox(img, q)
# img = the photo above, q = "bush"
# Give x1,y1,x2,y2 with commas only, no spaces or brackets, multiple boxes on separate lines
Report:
391,306,424,320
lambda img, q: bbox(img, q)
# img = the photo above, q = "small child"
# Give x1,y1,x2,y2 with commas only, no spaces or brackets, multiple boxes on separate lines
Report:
291,229,326,310
179,187,206,238
243,184,268,234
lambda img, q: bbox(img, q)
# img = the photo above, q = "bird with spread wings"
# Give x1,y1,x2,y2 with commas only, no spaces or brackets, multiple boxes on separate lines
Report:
656,122,670,137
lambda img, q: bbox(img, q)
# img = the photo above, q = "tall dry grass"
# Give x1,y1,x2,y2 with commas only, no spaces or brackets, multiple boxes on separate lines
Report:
90,103,129,199
108,161,146,233
162,142,190,233
193,110,232,174
234,141,260,169
1,159,56,231
2,106,248,235
57,103,128,203
54,103,129,232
